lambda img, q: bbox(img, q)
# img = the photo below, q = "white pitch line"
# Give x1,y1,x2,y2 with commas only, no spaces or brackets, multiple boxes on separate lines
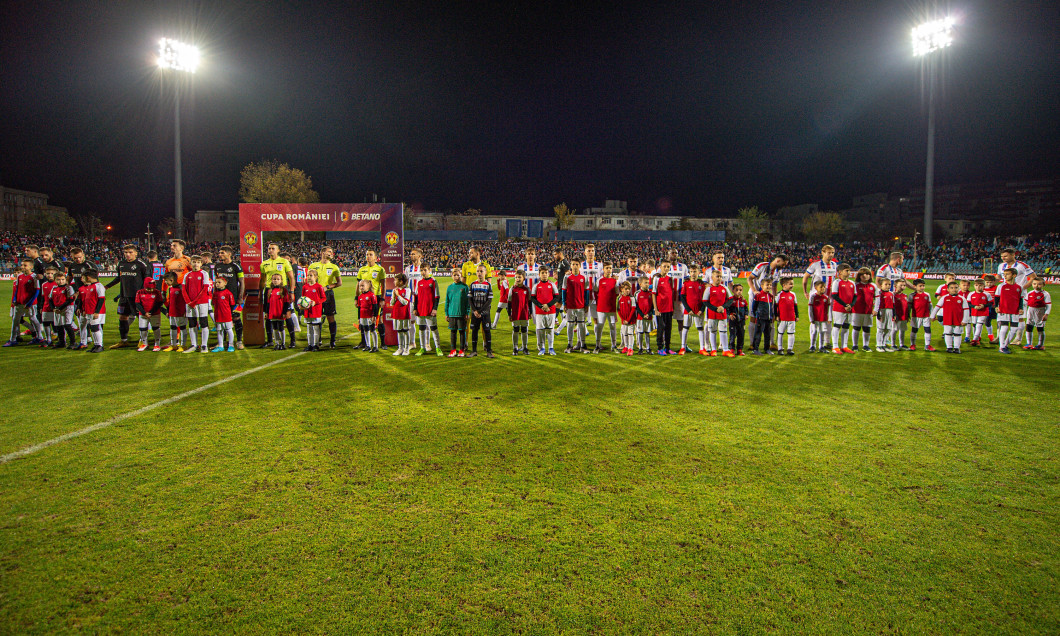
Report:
1,350,308,464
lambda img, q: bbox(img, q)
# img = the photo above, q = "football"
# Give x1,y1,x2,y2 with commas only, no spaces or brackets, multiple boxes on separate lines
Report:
297,296,314,309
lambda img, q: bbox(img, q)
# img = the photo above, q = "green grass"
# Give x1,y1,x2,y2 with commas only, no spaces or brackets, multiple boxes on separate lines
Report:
1,278,1057,633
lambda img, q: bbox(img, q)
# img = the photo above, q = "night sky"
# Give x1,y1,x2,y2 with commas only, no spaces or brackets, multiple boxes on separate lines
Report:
2,1,1058,231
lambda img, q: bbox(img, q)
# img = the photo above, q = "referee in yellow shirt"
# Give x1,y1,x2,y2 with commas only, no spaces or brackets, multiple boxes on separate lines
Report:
260,242,295,348
461,246,491,289
357,249,388,350
309,246,342,348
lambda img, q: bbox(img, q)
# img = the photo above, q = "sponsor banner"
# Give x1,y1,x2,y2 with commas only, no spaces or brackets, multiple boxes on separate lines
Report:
1,272,117,280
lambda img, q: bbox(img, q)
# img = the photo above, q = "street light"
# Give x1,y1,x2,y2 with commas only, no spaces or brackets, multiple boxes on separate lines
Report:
913,16,955,247
157,37,199,240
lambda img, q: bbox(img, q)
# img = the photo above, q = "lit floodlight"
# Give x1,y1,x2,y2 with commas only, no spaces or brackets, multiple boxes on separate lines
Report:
157,38,200,73
912,17,956,57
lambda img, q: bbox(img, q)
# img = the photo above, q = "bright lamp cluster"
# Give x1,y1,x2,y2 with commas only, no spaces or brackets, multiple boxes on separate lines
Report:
912,17,956,57
157,38,200,73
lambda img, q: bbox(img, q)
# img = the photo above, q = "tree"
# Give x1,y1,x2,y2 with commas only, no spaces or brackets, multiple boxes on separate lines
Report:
238,160,321,204
553,202,576,232
445,208,482,231
24,208,77,236
667,217,694,231
801,211,846,243
737,206,769,240
74,213,106,241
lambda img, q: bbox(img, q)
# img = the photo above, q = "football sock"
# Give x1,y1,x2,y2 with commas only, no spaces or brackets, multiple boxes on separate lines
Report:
91,325,103,347
547,329,554,349
832,326,841,348
233,315,243,342
328,321,337,344
119,320,129,342
200,327,209,348
451,329,458,351
152,327,161,345
987,325,994,336
680,327,689,349
787,333,795,350
56,327,66,347
708,330,717,351
720,331,729,351
923,327,931,347
973,323,983,341
1038,327,1045,347
139,327,149,343
188,327,198,348
170,326,178,345
594,322,603,346
535,329,544,348
841,325,850,349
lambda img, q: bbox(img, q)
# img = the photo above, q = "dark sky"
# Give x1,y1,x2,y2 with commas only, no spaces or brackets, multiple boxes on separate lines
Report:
2,1,1058,231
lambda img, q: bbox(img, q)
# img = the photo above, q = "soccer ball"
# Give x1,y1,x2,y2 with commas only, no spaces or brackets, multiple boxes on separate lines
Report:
297,296,314,310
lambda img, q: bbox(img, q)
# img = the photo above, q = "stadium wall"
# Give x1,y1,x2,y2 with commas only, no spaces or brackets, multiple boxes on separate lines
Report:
328,230,499,241
552,230,726,241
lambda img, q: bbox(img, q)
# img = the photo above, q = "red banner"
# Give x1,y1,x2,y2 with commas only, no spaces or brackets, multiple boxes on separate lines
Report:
239,203,403,345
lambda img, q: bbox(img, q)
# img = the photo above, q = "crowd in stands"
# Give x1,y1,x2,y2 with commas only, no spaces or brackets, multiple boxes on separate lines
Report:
2,229,1057,274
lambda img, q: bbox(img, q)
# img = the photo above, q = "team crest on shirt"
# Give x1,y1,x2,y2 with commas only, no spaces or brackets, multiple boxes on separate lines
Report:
243,232,257,247
385,231,399,246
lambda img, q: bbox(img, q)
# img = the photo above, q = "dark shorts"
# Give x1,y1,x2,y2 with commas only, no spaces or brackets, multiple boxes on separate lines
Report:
322,289,337,316
448,317,466,331
116,297,135,316
470,314,489,329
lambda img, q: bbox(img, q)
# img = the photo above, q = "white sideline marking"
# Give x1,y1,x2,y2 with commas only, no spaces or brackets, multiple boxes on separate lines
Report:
1,350,307,464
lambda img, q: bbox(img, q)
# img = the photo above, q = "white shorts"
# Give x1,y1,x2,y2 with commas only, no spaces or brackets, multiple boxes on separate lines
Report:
876,309,894,330
1025,307,1048,328
997,313,1019,324
831,310,851,326
971,315,988,326
359,318,375,327
777,320,796,334
535,314,556,330
895,319,908,329
565,307,586,322
683,313,704,329
911,317,932,329
186,303,210,318
672,302,685,322
852,313,872,328
706,318,727,333
87,314,106,326
596,311,616,325
497,302,508,310
637,318,653,333
586,301,598,323
42,311,54,322
53,311,69,327
306,317,321,325
169,316,187,328
10,305,33,322
416,315,438,327
392,319,410,330
510,319,528,327
138,315,161,329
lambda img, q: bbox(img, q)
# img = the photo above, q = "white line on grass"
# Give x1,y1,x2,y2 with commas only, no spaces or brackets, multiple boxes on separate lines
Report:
1,350,309,464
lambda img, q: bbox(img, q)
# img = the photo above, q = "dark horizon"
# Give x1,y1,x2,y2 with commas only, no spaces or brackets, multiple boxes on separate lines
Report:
2,1,1058,231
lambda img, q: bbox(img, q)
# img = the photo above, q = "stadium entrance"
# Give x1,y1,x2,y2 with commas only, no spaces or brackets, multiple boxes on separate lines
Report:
238,203,403,345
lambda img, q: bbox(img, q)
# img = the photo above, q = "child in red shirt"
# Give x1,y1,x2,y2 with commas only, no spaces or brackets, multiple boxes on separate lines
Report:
299,269,328,352
211,276,238,352
265,272,294,350
616,280,638,355
135,278,165,352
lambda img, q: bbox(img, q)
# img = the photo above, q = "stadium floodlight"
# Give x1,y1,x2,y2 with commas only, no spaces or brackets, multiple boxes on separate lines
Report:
913,16,955,247
156,37,199,239
912,17,955,57
157,38,200,73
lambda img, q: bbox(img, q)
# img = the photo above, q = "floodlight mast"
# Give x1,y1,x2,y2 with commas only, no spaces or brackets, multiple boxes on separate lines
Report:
157,38,199,239
913,17,954,247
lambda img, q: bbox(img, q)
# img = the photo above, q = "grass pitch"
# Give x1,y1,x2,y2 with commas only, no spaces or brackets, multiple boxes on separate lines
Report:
1,279,1057,633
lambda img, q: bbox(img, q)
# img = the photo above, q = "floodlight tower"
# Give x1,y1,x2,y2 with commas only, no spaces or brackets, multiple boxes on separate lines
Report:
912,16,955,247
157,38,200,239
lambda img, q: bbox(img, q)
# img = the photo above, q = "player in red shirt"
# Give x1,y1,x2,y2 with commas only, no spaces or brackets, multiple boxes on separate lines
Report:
931,281,971,353
50,272,78,349
995,268,1024,353
829,264,857,353
265,272,295,351
593,262,619,353
160,272,188,351
652,262,676,355
874,278,896,352
563,260,590,353
808,280,831,352
702,268,734,356
634,276,655,354
1023,277,1051,350
180,256,214,353
506,270,532,355
908,279,936,351
852,267,878,352
531,265,560,355
967,278,991,346
775,278,799,355
616,280,638,355
78,269,107,353
413,264,442,355
5,258,43,346
892,279,911,350
679,264,706,354
209,276,239,352
134,278,165,352
491,269,511,330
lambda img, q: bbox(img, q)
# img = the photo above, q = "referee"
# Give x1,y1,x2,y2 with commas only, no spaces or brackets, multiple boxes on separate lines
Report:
357,249,387,350
260,243,296,348
309,246,342,349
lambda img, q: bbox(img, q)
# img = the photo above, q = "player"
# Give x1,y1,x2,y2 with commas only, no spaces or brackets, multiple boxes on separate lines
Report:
161,272,187,352
653,262,677,355
265,272,294,351
39,266,58,346
563,259,590,353
750,280,776,355
967,278,991,346
703,269,734,357
994,267,1024,354
515,248,542,289
875,252,905,289
679,264,706,355
616,256,640,289
181,256,213,353
468,265,494,358
634,276,655,354
307,246,341,349
214,246,246,349
5,258,43,346
875,278,895,352
908,279,936,352
78,269,107,353
616,281,637,356
165,239,193,284
357,249,387,350
50,272,77,349
491,269,510,330
413,264,443,356
703,250,734,290
997,248,1035,288
105,244,152,349
581,244,604,330
210,276,238,352
775,278,798,355
803,244,838,310
829,264,857,354
460,246,491,297
594,262,619,353
749,254,789,350
134,278,165,352
1022,278,1050,350
404,247,425,346
390,273,414,356
727,284,749,356
892,279,910,350
445,269,470,357
531,266,560,356
852,267,878,352
506,270,532,355
931,281,971,353
808,280,831,352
